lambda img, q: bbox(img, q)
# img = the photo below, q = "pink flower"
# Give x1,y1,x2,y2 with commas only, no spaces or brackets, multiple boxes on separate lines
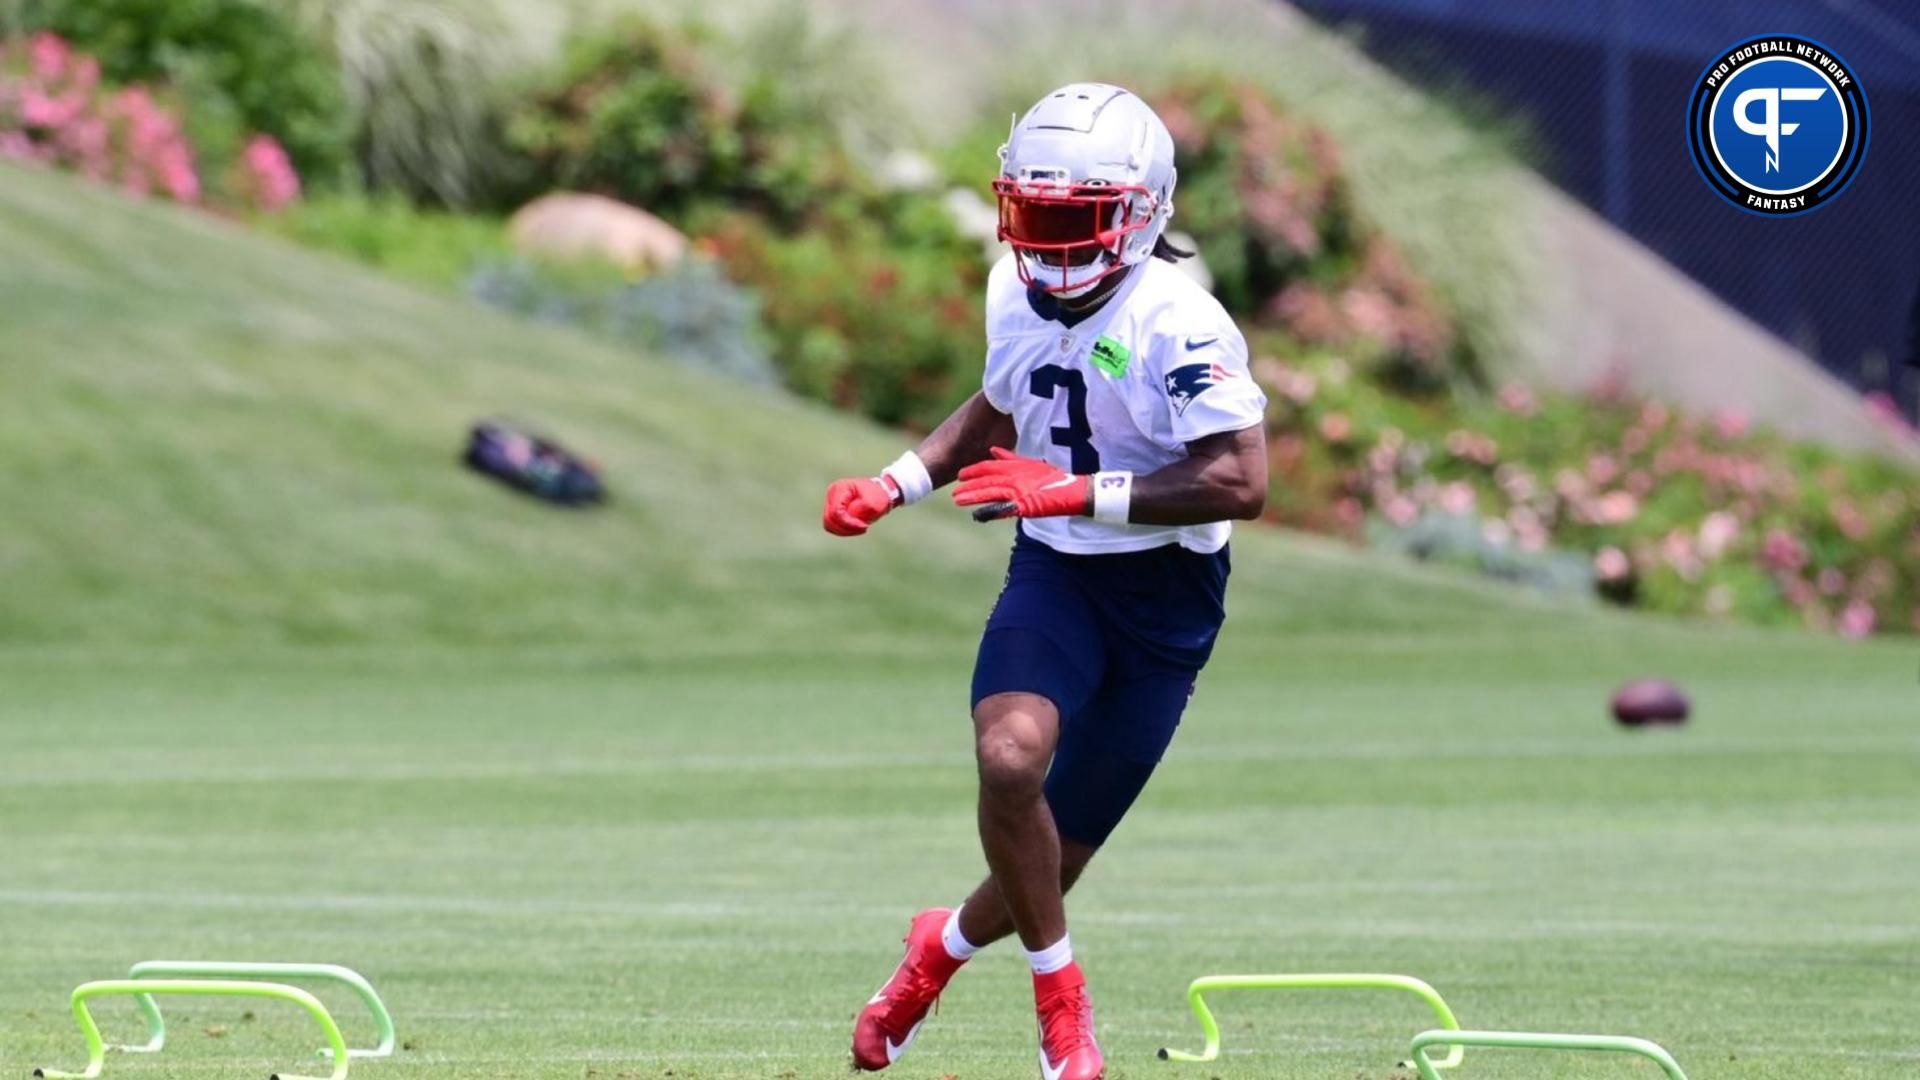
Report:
1594,490,1640,525
1594,546,1631,582
1817,567,1846,596
1507,506,1547,552
1383,494,1419,527
1761,528,1807,573
1640,400,1670,428
1278,370,1316,405
29,32,70,82
1495,463,1536,502
1445,430,1498,466
1318,412,1352,444
1663,530,1702,581
1713,408,1750,440
1837,600,1876,639
1782,577,1815,606
19,89,79,128
1621,426,1651,455
239,134,301,212
1697,511,1740,559
1831,500,1870,542
0,130,37,162
159,153,200,203
1438,481,1477,515
1587,453,1619,485
1498,382,1537,416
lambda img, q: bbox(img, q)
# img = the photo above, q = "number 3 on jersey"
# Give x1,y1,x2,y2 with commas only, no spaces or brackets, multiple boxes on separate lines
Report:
1029,364,1101,473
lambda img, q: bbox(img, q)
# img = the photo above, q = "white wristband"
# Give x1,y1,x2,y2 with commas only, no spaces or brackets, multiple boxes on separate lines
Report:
880,451,934,506
1091,471,1133,524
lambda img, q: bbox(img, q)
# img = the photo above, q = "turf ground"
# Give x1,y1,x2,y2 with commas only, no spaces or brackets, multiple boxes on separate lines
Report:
1,163,1916,1079
4,620,1915,1080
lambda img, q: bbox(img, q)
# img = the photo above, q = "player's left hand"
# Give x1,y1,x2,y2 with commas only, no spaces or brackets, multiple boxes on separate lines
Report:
952,447,1091,519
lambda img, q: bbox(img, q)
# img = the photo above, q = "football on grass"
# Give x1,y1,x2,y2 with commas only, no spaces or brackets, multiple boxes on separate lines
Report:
1611,679,1690,727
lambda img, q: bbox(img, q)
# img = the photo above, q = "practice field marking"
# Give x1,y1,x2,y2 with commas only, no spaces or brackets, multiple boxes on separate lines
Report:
1158,973,1464,1069
120,962,393,1059
35,979,348,1080
1408,1029,1688,1080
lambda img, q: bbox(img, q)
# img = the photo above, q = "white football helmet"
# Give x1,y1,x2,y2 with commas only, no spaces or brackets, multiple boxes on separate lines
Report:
995,82,1177,297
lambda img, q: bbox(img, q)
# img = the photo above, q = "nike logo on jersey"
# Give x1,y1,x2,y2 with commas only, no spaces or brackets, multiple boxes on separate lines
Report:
1183,335,1219,351
1165,361,1232,416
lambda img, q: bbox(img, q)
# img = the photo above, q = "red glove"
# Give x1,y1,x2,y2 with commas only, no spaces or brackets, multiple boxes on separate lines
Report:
822,476,897,536
952,448,1091,519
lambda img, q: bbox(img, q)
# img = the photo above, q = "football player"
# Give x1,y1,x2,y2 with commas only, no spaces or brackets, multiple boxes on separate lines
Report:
823,83,1269,1080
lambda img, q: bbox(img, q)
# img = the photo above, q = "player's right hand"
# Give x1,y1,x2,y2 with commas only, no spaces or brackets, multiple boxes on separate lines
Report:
822,477,895,537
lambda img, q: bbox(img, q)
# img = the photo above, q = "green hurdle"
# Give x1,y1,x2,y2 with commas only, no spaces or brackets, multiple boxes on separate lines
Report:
1409,1028,1689,1080
1157,973,1466,1069
35,979,348,1080
118,961,395,1059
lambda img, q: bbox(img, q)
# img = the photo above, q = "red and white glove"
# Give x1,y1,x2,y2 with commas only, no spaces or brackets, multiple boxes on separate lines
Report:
952,447,1092,519
821,476,898,537
822,452,934,537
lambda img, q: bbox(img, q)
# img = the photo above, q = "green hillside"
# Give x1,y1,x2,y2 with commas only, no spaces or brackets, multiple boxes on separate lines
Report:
0,159,1576,657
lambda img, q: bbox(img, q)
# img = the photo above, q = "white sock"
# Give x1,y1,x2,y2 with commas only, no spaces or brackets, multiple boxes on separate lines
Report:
1024,933,1073,975
942,907,982,961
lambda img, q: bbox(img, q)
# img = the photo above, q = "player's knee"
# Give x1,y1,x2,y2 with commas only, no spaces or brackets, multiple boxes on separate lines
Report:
973,700,1053,796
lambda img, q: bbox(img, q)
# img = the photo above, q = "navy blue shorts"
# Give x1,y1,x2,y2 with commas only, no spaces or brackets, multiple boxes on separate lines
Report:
970,528,1230,847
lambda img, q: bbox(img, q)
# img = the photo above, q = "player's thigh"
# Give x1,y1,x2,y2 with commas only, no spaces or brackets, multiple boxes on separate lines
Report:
970,545,1106,723
1043,668,1200,848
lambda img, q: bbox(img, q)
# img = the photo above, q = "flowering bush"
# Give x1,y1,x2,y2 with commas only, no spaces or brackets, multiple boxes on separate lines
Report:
701,202,987,430
0,32,298,212
1153,78,1466,388
1257,344,1920,636
504,15,863,230
16,0,348,183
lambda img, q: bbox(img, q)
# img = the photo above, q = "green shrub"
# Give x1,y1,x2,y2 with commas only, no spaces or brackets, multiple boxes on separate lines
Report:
19,0,350,185
703,201,987,430
258,192,510,289
504,13,863,229
468,257,778,387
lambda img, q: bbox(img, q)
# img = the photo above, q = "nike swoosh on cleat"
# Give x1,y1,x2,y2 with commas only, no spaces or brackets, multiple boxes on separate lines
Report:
1039,1049,1068,1080
886,1019,924,1063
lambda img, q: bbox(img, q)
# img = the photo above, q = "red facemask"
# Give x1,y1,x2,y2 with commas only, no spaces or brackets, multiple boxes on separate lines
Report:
993,178,1155,293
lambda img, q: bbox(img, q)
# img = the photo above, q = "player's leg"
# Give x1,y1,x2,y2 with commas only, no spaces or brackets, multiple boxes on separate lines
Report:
952,670,1190,949
952,837,1097,948
852,543,1102,1073
973,689,1069,949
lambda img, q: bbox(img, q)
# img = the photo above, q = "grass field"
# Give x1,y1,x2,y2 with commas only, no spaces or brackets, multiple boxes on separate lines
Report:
2,162,1917,1079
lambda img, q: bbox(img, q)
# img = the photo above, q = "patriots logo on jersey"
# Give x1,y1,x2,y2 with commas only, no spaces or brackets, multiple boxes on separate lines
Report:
1165,360,1232,416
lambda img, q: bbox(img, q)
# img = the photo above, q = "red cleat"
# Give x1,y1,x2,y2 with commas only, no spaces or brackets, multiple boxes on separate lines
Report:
851,908,967,1070
1033,962,1102,1080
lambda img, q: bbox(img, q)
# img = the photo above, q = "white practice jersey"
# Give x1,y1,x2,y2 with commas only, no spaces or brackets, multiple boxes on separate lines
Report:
981,254,1268,555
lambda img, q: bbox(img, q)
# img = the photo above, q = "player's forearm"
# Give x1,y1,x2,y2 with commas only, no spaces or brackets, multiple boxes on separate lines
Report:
915,391,1016,489
1125,426,1268,525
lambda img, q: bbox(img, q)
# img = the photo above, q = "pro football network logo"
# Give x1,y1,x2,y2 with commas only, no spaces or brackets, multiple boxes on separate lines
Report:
1688,35,1869,216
